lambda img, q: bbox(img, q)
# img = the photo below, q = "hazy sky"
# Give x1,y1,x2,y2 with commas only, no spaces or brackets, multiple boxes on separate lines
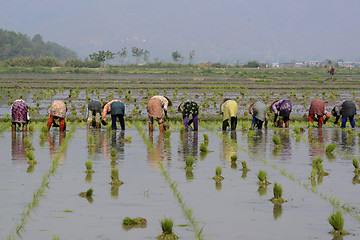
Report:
1,0,360,63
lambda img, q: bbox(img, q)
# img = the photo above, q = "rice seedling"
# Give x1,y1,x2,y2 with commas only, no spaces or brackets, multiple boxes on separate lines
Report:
310,168,317,180
79,188,93,197
240,160,250,171
257,170,271,186
185,156,195,171
272,135,281,146
203,134,209,145
84,160,95,174
164,129,172,138
353,158,360,174
269,182,286,205
328,210,349,235
310,156,323,167
24,137,33,149
110,168,124,186
230,154,237,163
325,143,336,154
158,217,178,240
199,143,208,153
123,217,147,226
212,166,224,182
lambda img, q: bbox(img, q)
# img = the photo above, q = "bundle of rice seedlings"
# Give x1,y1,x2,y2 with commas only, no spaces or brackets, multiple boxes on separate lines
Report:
230,154,238,163
240,161,250,171
157,217,178,240
353,158,360,174
257,170,271,186
269,182,287,205
325,143,336,154
272,135,281,146
123,217,147,226
184,156,195,171
110,168,124,186
212,166,224,182
328,210,349,235
84,160,95,174
199,143,208,153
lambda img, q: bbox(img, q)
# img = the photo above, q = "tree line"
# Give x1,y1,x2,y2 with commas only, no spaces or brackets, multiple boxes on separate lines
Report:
0,29,77,61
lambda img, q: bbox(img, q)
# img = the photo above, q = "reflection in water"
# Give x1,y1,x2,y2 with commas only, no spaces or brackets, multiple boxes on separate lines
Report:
278,129,292,161
85,173,92,183
257,185,267,196
186,170,194,181
180,131,199,159
147,132,168,169
273,204,283,220
221,131,238,162
11,131,27,165
308,128,326,158
332,236,344,240
48,131,66,164
248,129,267,159
111,130,125,161
340,130,356,156
215,181,222,191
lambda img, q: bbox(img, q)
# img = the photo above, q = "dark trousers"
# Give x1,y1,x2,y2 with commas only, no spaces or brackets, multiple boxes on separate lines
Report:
341,116,356,128
111,114,125,130
223,117,237,131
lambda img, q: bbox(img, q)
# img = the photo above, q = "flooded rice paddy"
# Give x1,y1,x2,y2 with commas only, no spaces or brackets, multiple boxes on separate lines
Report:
1,72,360,239
1,121,360,239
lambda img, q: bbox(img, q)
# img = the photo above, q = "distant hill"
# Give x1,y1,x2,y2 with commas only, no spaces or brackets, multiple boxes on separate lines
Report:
0,29,77,61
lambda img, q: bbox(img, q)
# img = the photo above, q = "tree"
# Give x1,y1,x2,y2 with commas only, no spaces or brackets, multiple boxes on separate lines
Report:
172,50,182,63
189,50,195,65
117,47,127,65
89,50,115,66
143,50,150,63
243,60,260,68
131,47,144,64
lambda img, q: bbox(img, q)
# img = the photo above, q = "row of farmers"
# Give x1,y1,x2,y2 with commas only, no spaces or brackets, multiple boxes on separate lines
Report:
10,96,356,132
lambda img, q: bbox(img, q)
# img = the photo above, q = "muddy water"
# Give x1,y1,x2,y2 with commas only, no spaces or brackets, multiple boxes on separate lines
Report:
1,124,360,239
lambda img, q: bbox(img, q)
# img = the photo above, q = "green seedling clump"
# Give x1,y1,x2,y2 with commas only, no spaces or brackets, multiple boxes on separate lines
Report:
310,168,317,180
328,210,350,236
120,135,132,143
157,217,178,240
212,166,224,182
24,138,33,149
185,156,195,171
269,182,287,205
240,160,250,171
84,160,95,174
272,135,281,146
164,129,171,138
123,217,147,226
353,158,360,174
294,126,301,135
325,143,336,154
230,154,237,163
199,143,208,152
79,188,93,198
257,170,271,186
110,168,124,186
310,156,323,167
203,134,209,144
